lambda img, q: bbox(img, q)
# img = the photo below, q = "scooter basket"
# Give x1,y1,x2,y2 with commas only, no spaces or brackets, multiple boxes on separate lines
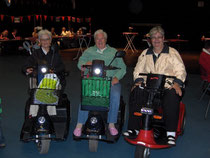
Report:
31,88,61,105
81,76,111,111
30,73,61,105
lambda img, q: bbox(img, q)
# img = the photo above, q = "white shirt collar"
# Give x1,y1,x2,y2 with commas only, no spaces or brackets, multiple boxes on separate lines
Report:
96,47,107,54
154,52,159,57
41,47,48,55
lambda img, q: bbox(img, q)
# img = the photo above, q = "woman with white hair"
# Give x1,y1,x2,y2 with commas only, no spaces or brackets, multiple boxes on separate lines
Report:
22,29,66,88
73,29,126,137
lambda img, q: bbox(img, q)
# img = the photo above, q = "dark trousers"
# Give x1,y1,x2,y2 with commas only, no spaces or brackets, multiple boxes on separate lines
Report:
127,87,180,132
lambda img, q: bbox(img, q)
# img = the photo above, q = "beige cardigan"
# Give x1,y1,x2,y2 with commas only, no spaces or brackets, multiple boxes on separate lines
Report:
133,45,187,88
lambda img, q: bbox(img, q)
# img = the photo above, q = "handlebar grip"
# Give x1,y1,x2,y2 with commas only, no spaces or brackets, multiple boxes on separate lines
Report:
82,65,91,68
165,75,176,79
138,73,148,76
104,66,120,70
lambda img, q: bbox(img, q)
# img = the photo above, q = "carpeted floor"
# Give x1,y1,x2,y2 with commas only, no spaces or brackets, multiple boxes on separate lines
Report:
0,50,209,158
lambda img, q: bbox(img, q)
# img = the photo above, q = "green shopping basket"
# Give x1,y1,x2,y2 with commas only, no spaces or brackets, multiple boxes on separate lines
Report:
81,76,111,111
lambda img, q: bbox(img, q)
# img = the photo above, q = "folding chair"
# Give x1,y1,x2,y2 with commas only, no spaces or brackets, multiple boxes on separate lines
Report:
199,65,209,100
200,82,210,101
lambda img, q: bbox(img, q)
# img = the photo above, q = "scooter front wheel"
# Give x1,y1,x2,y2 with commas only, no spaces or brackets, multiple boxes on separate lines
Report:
37,135,51,154
135,146,150,158
89,135,98,152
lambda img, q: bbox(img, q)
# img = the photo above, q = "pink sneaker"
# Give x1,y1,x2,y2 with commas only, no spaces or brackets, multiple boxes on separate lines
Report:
109,127,118,136
73,128,82,137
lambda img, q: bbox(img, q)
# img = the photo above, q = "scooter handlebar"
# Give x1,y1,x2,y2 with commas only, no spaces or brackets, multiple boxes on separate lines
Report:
138,73,176,79
104,66,120,70
82,65,120,70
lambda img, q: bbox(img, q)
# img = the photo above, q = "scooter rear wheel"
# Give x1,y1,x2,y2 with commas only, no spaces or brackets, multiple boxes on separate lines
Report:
89,135,98,152
135,146,150,158
37,135,51,154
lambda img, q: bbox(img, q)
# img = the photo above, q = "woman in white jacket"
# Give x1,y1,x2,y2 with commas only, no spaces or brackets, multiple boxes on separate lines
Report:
124,26,187,145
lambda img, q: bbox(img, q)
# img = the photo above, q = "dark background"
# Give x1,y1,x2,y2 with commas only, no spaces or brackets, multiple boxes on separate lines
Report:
1,0,210,50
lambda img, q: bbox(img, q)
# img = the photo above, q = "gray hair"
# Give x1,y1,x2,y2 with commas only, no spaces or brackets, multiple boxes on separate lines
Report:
149,26,165,38
94,29,108,41
38,29,52,40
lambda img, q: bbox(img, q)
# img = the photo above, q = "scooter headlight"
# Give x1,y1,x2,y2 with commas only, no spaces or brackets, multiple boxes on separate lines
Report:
41,67,47,73
94,68,101,75
90,117,98,125
91,60,104,77
38,116,46,124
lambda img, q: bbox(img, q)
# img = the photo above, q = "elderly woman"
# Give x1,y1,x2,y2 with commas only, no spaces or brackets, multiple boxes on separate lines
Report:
73,29,126,136
22,29,66,88
123,26,187,145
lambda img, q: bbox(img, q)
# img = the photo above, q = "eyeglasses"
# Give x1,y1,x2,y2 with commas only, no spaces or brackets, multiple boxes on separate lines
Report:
40,38,50,41
151,36,163,40
95,38,106,41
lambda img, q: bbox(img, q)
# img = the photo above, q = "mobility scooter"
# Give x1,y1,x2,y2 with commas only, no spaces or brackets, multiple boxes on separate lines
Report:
20,43,70,154
73,51,126,152
124,73,186,158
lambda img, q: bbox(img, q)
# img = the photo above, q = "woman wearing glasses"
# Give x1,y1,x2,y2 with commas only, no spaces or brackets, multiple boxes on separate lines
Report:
123,26,187,145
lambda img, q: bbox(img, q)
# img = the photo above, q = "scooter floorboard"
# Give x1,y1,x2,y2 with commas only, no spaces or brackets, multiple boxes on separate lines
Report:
73,124,122,143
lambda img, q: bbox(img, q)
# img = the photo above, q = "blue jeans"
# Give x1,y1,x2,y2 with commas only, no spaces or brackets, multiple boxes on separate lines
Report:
77,83,121,124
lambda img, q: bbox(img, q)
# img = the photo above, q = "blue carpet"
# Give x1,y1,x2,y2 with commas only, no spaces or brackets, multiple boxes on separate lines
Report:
0,55,209,158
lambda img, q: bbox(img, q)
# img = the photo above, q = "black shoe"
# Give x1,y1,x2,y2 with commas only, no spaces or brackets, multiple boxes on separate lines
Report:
123,129,139,137
167,136,176,146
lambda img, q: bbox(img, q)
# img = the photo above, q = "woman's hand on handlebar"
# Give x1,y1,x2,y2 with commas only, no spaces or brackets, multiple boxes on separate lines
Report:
49,69,54,73
85,61,92,65
170,82,182,96
112,77,119,86
26,68,33,74
131,81,142,91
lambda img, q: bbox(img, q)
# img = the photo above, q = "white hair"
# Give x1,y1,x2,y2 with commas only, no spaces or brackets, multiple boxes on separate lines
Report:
94,29,108,41
38,29,52,40
149,26,165,38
